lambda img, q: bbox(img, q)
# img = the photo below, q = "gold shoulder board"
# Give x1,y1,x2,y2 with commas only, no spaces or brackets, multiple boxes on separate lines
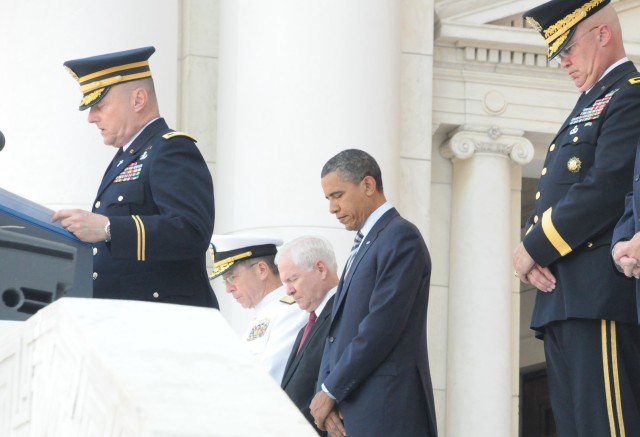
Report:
279,295,296,305
162,131,197,142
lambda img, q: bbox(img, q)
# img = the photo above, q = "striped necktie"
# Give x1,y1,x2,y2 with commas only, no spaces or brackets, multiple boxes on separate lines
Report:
345,231,364,272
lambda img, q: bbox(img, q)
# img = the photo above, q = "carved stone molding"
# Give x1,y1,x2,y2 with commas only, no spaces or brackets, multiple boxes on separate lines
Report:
440,126,534,165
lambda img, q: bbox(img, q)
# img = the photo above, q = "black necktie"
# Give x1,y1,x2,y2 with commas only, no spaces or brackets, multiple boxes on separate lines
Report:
109,148,124,170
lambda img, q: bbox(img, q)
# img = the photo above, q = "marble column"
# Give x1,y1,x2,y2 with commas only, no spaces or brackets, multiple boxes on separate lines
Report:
441,126,533,437
216,0,400,332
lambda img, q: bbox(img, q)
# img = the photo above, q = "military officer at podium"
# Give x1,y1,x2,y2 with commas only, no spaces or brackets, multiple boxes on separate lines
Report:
514,1,640,435
51,46,218,309
210,234,307,383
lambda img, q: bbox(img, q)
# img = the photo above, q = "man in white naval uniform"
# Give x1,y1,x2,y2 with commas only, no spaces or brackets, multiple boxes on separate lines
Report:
210,235,307,383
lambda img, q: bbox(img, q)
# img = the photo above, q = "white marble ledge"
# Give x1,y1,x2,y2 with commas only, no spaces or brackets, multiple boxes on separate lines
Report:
0,297,316,437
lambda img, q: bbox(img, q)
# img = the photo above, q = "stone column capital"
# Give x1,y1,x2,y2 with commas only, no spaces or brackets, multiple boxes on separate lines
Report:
440,125,534,166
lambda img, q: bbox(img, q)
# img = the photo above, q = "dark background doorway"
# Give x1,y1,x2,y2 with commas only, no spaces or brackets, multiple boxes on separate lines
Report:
521,368,557,437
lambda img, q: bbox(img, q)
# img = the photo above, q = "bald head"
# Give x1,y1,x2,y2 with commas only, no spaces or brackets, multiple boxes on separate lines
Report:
118,78,160,119
558,3,627,92
587,3,625,59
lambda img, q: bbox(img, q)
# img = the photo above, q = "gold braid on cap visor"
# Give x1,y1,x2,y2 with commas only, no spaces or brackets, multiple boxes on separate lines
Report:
81,88,106,107
209,250,253,279
543,0,605,46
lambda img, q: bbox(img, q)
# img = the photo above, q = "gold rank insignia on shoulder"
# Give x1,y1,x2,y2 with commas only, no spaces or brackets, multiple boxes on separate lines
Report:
629,77,640,85
162,131,197,142
567,156,582,173
280,295,296,305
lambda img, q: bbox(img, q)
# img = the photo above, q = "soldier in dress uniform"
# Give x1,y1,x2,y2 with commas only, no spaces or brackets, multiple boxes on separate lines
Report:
210,234,307,383
514,1,640,435
52,46,218,309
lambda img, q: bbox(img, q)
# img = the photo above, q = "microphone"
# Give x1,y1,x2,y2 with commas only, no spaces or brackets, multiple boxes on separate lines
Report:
0,130,4,152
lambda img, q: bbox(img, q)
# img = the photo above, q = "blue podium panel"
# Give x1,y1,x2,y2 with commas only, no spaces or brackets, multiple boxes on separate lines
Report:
0,188,92,320
0,230,77,320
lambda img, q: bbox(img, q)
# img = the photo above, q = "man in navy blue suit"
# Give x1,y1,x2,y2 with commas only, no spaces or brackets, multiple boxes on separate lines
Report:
52,47,218,309
276,235,339,436
310,149,437,437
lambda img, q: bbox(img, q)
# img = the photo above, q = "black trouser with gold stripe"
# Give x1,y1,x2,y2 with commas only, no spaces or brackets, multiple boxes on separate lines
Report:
543,319,640,437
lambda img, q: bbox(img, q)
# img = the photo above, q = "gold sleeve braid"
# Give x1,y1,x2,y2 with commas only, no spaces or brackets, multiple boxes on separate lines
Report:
132,215,146,261
541,208,572,256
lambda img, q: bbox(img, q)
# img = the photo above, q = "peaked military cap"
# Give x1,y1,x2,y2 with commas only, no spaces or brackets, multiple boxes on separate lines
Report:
523,0,610,60
64,46,156,110
210,234,283,279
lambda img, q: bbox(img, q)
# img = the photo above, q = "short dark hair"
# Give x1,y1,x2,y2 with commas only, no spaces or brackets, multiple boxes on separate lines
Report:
321,149,383,192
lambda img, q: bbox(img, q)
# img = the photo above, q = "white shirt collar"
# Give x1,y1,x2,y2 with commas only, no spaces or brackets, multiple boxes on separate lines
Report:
585,57,628,94
315,286,337,317
122,117,160,152
358,201,392,241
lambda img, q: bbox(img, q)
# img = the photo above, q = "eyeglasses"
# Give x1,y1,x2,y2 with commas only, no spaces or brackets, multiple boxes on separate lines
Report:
556,26,600,60
222,262,258,286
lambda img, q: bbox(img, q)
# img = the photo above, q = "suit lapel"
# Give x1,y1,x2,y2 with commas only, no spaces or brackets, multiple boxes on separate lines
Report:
298,297,333,356
556,61,635,137
97,149,138,197
281,296,335,387
281,329,304,387
332,208,399,319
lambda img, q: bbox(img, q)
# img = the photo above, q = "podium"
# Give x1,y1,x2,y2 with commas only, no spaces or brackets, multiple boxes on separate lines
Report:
0,188,92,320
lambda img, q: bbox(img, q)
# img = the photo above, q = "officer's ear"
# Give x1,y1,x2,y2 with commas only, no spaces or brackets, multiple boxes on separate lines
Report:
253,260,270,280
131,86,148,113
597,24,612,46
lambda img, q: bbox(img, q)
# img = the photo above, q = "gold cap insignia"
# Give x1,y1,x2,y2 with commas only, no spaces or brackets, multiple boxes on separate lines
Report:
64,65,78,81
209,250,254,279
525,16,542,32
64,46,155,110
523,0,609,60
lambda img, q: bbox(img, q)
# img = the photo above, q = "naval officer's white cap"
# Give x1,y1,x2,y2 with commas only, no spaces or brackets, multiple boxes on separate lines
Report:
210,234,283,279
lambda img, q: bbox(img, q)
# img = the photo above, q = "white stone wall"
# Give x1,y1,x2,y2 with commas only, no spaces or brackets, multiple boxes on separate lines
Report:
0,0,179,211
0,298,316,436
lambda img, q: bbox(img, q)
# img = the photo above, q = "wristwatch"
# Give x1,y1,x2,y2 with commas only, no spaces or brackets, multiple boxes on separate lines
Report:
104,220,111,242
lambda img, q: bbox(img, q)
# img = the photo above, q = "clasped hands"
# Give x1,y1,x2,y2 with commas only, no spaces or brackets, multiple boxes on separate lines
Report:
514,234,640,289
512,242,556,292
612,234,640,278
310,391,346,437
